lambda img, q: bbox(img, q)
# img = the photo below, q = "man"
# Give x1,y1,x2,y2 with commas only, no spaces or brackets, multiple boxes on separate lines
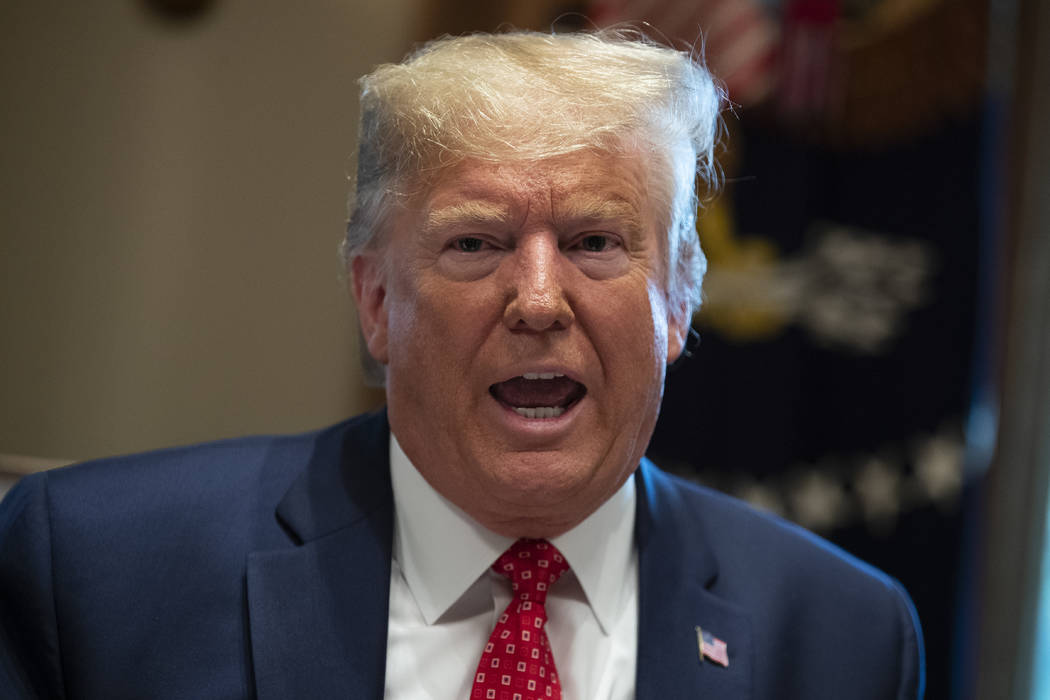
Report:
0,30,923,699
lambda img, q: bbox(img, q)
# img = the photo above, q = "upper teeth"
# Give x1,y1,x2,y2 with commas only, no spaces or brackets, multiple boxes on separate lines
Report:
522,372,564,380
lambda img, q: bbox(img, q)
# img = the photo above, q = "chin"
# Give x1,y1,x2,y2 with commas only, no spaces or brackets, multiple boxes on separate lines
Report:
480,449,610,505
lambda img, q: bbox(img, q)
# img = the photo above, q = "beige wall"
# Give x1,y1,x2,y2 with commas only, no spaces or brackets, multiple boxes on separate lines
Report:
0,0,418,462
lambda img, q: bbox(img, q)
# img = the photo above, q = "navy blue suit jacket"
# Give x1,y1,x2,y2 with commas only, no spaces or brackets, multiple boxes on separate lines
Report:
0,411,924,698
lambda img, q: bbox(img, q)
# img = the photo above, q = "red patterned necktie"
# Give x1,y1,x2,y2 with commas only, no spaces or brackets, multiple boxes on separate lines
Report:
470,538,570,700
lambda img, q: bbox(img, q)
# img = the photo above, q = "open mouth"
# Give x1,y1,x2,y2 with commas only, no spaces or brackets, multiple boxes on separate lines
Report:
489,372,587,419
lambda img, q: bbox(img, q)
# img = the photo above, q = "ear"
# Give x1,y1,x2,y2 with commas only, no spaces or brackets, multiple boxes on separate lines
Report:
350,253,389,365
665,300,691,365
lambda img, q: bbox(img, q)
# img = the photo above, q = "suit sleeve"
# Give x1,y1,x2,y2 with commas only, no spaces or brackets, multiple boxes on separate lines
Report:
891,578,926,699
0,473,67,699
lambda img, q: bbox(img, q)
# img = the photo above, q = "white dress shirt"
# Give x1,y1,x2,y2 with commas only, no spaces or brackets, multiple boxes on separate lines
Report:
384,434,638,699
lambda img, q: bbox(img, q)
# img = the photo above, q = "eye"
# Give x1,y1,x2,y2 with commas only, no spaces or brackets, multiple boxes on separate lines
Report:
453,237,486,253
579,234,611,252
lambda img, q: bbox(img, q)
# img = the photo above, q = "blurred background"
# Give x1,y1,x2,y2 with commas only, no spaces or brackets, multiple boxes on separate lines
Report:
0,0,1046,697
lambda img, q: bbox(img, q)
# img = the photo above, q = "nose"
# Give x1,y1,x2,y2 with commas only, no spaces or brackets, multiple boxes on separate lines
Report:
503,233,574,332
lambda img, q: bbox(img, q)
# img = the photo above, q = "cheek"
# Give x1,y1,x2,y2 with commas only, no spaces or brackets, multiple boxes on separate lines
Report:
385,273,498,372
614,284,670,404
645,282,671,362
589,279,669,386
613,276,669,350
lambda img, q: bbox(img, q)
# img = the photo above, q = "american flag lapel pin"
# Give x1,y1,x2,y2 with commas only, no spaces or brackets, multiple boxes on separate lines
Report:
695,626,729,667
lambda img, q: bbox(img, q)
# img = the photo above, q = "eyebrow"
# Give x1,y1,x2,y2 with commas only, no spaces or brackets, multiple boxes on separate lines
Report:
422,194,644,236
556,196,644,236
423,200,514,231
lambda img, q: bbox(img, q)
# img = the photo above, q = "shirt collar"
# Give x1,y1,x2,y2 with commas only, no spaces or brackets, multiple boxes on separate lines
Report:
389,433,635,634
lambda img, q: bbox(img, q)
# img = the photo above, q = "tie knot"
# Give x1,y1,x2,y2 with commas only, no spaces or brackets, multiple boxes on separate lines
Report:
493,538,569,605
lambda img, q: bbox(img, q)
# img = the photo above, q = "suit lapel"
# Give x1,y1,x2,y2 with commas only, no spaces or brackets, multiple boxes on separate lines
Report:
246,412,394,700
635,460,754,700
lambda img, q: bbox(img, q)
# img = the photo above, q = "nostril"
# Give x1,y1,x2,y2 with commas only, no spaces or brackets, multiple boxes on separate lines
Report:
505,295,574,332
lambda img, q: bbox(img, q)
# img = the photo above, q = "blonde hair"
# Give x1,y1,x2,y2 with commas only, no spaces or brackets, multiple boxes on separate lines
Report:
344,29,723,317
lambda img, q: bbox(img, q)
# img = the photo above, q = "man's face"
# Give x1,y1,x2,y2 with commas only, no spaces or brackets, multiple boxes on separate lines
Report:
352,150,687,537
